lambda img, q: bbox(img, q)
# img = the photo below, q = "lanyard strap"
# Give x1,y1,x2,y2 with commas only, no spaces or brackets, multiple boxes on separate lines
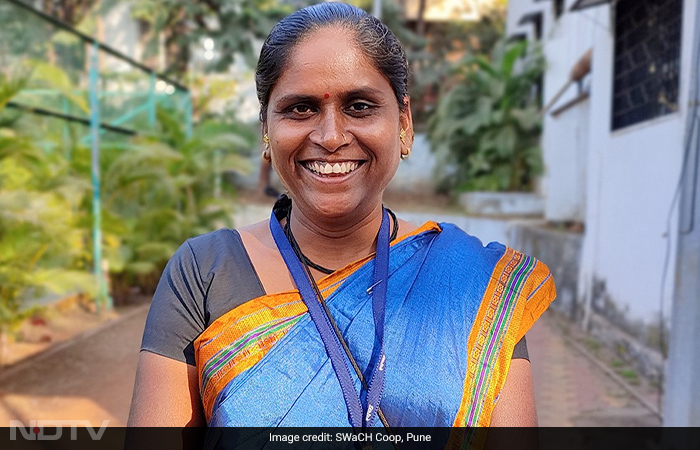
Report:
269,209,390,428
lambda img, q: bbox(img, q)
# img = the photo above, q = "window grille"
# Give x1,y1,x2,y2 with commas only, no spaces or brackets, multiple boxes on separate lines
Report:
612,0,683,130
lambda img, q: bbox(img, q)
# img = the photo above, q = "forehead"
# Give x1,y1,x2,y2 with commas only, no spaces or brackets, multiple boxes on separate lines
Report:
270,26,393,100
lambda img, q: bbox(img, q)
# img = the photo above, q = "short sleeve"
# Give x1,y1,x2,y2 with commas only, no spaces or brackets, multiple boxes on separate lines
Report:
516,259,556,342
140,240,207,365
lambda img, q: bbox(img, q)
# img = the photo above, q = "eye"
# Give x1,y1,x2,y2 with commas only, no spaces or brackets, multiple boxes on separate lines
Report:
346,102,374,115
290,104,315,115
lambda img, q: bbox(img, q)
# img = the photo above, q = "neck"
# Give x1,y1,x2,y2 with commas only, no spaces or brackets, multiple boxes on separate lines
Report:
288,202,384,273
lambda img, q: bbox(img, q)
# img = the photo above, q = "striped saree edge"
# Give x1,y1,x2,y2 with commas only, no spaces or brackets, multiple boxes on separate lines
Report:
196,291,308,421
449,248,543,449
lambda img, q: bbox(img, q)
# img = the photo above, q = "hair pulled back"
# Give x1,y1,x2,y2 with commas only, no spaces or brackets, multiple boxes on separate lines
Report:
255,2,410,123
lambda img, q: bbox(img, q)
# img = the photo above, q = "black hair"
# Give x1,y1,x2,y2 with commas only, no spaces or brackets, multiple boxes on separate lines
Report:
255,2,410,123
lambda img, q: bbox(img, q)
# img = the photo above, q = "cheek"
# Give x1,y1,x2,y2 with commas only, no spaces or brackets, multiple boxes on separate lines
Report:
269,124,306,160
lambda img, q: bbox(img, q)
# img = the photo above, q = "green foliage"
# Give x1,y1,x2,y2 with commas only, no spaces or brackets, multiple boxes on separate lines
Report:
91,108,255,298
0,73,95,345
1,54,255,324
129,0,295,76
409,2,506,127
428,40,545,192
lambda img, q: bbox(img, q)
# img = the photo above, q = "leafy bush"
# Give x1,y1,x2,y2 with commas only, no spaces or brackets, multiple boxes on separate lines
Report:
0,72,95,362
428,40,545,192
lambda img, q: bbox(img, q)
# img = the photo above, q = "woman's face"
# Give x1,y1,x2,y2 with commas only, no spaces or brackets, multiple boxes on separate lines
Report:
265,26,412,222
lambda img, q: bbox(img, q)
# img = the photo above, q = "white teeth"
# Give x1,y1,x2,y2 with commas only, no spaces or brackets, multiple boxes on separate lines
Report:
306,161,359,175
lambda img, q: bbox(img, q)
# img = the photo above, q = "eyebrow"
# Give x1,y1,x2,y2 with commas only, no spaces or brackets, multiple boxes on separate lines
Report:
341,87,385,99
273,87,386,106
273,94,319,106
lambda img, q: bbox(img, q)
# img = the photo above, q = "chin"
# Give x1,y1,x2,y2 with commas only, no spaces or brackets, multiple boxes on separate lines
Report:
296,191,376,221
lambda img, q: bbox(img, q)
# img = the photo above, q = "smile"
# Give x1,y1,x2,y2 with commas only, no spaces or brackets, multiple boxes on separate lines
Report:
303,161,361,176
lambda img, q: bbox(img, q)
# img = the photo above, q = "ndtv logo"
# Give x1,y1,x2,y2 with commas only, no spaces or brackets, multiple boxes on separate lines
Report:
9,420,110,440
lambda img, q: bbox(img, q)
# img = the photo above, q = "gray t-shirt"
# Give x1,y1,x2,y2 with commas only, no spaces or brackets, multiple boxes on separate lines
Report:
140,229,528,366
140,229,265,365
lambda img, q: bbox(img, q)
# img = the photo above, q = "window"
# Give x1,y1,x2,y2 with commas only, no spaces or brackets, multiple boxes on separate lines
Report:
518,12,543,41
612,0,683,130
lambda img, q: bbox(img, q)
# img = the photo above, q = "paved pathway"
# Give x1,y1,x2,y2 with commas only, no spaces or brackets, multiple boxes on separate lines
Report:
0,305,148,426
0,304,660,427
529,311,660,427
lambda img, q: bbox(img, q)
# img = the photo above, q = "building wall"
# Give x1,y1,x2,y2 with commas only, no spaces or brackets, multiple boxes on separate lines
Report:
507,0,697,351
539,5,595,223
580,0,697,332
505,0,547,41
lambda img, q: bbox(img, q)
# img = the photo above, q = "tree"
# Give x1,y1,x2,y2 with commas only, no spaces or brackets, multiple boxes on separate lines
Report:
408,1,507,127
91,108,255,300
128,0,295,77
428,40,545,192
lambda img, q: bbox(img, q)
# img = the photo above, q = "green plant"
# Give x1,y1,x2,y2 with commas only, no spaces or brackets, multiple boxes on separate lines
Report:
0,73,96,365
95,108,255,300
428,39,545,193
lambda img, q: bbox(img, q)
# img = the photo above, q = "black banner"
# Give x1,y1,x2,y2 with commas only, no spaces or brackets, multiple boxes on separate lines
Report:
3,426,700,450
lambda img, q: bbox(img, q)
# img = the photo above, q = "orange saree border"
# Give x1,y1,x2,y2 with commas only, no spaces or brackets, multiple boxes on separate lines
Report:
449,247,555,448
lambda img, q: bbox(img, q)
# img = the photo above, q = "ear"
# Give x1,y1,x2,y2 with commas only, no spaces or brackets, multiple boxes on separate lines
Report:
399,96,414,149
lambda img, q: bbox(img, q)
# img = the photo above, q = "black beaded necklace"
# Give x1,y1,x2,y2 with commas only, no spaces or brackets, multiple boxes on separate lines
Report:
273,194,399,275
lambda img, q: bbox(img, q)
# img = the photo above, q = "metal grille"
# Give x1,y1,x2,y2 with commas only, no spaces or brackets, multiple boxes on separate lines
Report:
612,0,682,130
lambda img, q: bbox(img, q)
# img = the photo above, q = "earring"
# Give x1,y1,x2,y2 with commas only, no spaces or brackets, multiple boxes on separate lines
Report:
399,128,406,145
401,147,411,160
263,133,270,149
262,150,271,161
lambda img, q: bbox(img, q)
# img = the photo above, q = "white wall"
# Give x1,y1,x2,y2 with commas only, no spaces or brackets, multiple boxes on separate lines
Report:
508,0,696,329
539,2,597,222
578,0,698,327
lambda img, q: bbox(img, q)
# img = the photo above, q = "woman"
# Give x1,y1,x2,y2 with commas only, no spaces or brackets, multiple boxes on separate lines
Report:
128,1,554,439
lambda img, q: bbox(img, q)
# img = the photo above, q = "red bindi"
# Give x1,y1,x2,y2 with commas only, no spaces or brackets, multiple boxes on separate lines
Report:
324,93,330,99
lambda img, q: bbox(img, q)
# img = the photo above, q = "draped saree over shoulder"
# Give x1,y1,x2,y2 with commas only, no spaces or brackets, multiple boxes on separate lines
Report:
195,221,555,434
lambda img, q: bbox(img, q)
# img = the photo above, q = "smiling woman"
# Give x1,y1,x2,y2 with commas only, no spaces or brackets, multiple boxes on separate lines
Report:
128,1,555,444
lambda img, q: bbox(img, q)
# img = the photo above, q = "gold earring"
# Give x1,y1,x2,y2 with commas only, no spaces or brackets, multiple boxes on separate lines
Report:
263,133,270,148
399,128,406,145
401,147,411,160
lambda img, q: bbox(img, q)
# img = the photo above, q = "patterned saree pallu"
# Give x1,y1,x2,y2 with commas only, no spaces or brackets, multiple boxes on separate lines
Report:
194,222,555,443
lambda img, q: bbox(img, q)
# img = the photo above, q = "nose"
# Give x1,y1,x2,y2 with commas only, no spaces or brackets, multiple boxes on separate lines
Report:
309,109,347,152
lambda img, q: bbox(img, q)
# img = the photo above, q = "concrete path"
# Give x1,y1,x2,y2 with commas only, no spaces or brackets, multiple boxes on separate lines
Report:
0,305,148,427
528,311,660,426
0,303,660,427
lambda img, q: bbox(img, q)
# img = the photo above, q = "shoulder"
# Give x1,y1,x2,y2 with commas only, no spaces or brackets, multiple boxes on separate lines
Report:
186,228,241,255
431,222,508,270
432,222,555,303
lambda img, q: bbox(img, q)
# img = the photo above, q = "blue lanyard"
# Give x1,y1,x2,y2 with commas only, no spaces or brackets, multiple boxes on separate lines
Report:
269,208,390,428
